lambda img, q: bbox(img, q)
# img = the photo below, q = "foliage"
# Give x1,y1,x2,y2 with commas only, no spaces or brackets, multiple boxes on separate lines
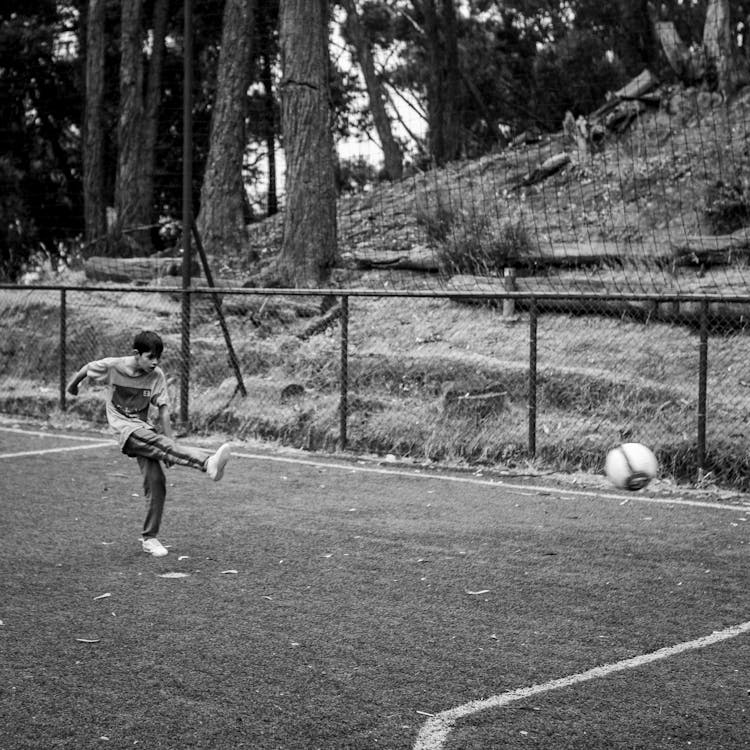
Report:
437,213,534,275
703,179,750,234
414,189,454,243
0,3,83,280
1,0,746,279
531,28,627,129
416,190,533,274
336,155,381,193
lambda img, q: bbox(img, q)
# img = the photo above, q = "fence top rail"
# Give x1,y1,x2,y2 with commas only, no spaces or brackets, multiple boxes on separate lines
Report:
2,283,750,304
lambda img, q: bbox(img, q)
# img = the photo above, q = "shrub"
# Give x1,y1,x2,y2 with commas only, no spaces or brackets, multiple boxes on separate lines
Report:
704,180,750,234
437,213,535,276
415,190,455,243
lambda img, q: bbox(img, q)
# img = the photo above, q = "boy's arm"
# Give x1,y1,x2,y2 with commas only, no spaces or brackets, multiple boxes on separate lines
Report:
66,364,90,396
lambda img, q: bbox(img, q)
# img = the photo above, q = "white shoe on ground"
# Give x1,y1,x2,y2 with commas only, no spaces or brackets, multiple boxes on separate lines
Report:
206,443,232,481
142,537,168,557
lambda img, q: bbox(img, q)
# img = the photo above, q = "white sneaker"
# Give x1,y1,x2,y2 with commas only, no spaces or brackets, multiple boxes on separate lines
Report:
205,443,232,481
142,537,168,557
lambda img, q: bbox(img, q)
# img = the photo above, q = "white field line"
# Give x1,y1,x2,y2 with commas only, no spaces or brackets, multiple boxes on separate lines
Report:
413,619,750,750
231,450,748,513
0,442,112,459
0,431,744,512
0,426,109,442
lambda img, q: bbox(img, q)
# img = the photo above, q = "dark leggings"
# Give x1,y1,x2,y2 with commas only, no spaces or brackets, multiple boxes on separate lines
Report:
123,428,210,539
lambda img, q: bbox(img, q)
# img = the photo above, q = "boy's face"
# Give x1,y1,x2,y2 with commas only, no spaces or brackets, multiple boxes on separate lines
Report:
134,349,160,374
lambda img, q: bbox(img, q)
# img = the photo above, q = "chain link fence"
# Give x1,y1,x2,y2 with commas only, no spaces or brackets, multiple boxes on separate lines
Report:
2,283,749,490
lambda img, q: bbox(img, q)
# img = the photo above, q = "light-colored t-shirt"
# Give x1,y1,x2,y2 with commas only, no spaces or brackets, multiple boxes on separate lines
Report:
86,356,169,448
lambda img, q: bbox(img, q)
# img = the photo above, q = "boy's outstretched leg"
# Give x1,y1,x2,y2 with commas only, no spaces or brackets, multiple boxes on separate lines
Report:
205,443,232,481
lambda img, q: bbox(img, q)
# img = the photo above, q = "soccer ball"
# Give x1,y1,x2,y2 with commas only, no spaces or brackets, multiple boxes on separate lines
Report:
605,442,658,491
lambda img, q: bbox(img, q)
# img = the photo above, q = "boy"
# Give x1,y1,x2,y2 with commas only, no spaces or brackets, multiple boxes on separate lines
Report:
67,330,232,558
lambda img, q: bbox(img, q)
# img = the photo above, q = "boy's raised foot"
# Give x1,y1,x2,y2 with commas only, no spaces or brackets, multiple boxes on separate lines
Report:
142,537,168,557
206,443,232,481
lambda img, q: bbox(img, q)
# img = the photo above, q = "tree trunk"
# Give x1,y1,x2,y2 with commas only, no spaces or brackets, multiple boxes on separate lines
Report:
277,0,337,287
261,50,278,217
655,21,693,80
341,0,403,181
620,0,657,73
703,0,736,95
440,0,460,160
196,0,255,257
83,0,106,254
142,0,169,247
421,0,443,164
114,0,149,254
418,0,461,165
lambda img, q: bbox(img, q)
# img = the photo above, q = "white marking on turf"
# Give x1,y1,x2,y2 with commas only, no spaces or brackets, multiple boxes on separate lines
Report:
0,426,109,442
413,620,750,750
231,451,747,512
0,442,112,459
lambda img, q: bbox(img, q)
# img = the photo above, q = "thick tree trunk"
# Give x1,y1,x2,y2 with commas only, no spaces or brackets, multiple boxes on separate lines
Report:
341,0,403,181
620,0,657,73
261,51,278,217
419,0,461,165
277,0,337,287
114,0,149,253
703,0,736,95
83,0,106,254
421,0,443,164
196,0,255,257
141,0,169,245
440,0,460,159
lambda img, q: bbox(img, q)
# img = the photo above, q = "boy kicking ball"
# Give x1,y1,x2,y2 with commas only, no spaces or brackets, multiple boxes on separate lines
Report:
67,330,232,558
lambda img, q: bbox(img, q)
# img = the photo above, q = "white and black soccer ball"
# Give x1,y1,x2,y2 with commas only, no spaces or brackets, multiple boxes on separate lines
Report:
605,442,658,491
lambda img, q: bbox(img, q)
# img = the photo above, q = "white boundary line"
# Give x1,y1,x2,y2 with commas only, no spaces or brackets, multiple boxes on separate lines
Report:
0,426,112,458
0,442,113,459
0,431,745,512
0,426,109,442
413,620,750,750
231,450,748,513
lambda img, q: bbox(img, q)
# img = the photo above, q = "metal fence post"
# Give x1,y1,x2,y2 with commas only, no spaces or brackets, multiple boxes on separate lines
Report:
180,0,193,427
59,288,67,411
697,298,708,477
339,294,349,451
180,290,191,426
528,297,537,457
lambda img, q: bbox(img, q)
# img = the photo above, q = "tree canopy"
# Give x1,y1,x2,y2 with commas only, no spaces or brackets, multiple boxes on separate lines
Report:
1,0,748,282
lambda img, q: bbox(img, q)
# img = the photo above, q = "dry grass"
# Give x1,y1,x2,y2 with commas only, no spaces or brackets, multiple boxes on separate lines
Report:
5,88,750,488
3,287,749,489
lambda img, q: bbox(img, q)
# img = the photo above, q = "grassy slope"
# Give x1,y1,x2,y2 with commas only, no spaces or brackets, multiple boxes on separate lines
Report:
4,85,750,490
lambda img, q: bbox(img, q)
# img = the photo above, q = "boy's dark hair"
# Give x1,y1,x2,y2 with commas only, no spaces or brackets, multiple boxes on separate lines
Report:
133,330,164,357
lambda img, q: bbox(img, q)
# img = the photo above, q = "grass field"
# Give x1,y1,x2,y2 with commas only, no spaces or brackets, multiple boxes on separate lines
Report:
4,286,750,490
2,417,749,749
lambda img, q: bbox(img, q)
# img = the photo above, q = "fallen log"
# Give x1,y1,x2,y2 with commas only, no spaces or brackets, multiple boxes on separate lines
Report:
516,152,571,189
342,244,441,272
445,274,750,325
671,228,750,265
84,255,202,284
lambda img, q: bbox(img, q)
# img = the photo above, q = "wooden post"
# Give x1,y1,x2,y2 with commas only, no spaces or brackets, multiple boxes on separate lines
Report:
503,267,516,318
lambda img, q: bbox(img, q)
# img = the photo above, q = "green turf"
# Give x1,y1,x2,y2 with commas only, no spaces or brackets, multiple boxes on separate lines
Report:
1,427,749,749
